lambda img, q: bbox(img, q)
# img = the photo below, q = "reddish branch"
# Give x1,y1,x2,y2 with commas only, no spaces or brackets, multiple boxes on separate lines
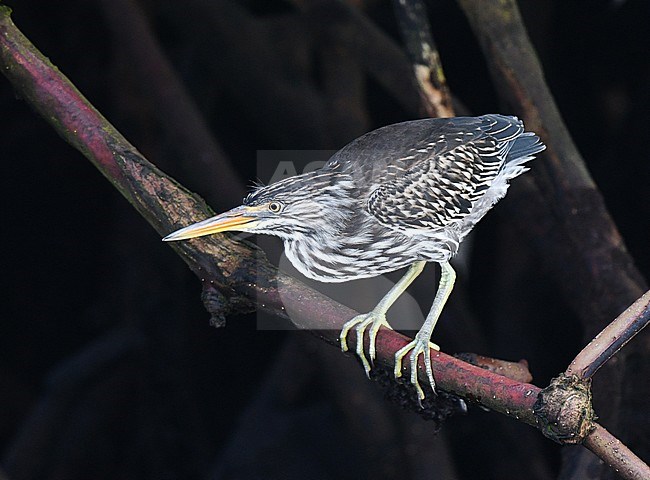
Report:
1,6,648,480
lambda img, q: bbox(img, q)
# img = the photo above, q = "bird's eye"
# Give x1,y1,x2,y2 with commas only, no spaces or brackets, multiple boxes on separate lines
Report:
268,201,283,213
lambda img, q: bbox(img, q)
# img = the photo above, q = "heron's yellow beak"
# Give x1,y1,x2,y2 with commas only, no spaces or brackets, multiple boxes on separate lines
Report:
162,206,259,242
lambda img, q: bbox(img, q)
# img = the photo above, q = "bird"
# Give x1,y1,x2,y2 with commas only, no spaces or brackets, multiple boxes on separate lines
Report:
163,114,545,403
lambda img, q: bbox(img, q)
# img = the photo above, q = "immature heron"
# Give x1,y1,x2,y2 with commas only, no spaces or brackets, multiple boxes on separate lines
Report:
163,114,545,401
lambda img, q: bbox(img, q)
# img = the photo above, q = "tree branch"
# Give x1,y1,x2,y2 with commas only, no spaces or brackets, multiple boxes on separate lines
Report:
566,289,650,379
584,425,650,480
392,0,454,118
292,0,422,116
98,0,246,208
456,0,647,323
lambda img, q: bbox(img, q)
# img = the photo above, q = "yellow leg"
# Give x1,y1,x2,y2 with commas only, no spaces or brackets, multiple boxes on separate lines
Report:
394,261,455,405
340,261,426,376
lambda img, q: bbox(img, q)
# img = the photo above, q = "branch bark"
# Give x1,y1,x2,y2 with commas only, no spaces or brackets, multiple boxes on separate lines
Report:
584,425,650,480
392,0,454,118
567,289,650,380
292,0,422,116
455,0,647,323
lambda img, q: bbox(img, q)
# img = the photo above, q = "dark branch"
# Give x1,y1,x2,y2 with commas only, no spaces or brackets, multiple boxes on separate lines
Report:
456,0,647,324
292,0,422,116
99,0,246,208
566,290,650,379
392,0,454,117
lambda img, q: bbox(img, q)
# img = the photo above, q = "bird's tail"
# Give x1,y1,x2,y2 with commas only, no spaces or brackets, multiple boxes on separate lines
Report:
507,132,546,165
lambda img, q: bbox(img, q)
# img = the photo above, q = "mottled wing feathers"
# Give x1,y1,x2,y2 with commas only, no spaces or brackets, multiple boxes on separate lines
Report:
363,115,531,230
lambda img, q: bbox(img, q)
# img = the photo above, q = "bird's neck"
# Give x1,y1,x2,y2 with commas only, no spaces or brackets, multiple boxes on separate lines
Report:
281,193,359,281
282,229,349,282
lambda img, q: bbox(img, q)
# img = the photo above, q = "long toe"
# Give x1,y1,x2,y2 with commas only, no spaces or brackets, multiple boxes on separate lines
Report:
368,315,392,365
354,319,373,377
340,313,367,352
339,320,354,352
340,313,366,353
340,311,391,377
394,337,438,405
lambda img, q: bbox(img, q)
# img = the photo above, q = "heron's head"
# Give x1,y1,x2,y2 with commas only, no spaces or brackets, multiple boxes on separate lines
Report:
163,171,354,243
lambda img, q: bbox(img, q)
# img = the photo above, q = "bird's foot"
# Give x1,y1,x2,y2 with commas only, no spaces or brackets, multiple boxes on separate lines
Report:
394,333,440,406
340,311,392,377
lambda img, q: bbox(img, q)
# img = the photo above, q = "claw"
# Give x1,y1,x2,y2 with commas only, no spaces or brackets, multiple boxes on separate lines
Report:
394,334,440,406
340,312,393,377
355,320,372,377
339,319,354,353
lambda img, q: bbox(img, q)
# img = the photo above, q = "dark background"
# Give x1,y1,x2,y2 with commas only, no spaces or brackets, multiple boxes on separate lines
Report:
1,1,648,479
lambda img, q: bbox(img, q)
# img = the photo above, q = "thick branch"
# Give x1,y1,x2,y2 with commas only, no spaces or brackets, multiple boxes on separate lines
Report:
456,0,647,324
0,4,259,325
